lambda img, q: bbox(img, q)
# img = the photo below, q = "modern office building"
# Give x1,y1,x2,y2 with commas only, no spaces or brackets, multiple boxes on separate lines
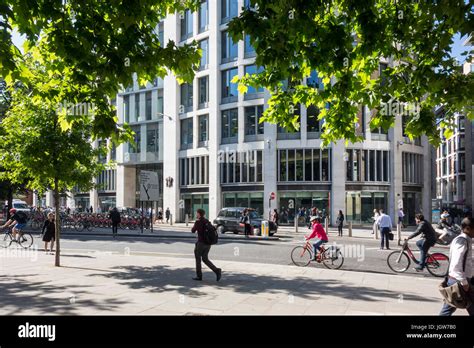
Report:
111,0,433,226
39,1,433,226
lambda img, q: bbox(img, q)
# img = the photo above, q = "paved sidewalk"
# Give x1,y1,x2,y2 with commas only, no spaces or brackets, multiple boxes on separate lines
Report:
0,249,459,315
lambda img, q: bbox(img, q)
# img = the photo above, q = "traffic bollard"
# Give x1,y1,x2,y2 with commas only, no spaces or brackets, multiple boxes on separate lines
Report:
170,213,173,226
373,224,378,240
185,214,189,227
397,223,402,246
294,217,298,233
348,221,352,237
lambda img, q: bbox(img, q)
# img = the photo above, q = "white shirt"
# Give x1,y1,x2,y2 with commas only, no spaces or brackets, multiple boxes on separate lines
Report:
377,214,392,228
398,210,405,218
448,233,473,286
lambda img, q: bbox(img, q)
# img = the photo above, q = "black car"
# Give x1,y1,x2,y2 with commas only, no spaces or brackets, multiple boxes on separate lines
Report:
213,207,278,236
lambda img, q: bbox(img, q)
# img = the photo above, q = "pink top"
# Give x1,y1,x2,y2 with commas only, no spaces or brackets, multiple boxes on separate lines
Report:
306,223,328,241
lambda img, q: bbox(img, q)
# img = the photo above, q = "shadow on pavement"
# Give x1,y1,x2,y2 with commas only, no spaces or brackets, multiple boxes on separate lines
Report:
0,275,127,315
89,264,438,304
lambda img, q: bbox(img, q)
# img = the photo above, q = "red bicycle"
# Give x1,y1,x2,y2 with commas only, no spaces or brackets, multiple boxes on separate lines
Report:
291,239,344,269
387,240,449,277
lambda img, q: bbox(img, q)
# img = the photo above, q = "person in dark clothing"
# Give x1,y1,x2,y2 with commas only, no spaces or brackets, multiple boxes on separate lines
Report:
406,213,438,272
165,208,171,223
41,212,55,254
336,210,344,236
191,209,221,281
241,209,251,238
108,207,121,238
272,209,279,226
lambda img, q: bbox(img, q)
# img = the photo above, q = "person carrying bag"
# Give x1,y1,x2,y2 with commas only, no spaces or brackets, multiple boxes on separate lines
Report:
439,217,474,315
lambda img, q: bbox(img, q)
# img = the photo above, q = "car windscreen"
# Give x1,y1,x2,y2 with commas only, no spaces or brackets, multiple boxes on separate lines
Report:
13,203,29,209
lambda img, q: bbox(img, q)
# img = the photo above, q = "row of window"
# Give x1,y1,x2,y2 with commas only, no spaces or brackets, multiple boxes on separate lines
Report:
220,150,263,184
97,169,117,192
437,152,466,177
180,156,210,186
346,149,390,182
180,115,209,149
129,124,160,154
123,91,164,123
180,0,253,41
278,149,331,182
402,152,423,184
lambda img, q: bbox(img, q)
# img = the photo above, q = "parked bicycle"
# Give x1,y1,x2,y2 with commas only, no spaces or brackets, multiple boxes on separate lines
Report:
386,240,449,277
291,239,344,269
1,225,34,249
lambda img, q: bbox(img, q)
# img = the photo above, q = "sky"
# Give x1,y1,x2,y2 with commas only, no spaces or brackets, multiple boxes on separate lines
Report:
11,29,472,65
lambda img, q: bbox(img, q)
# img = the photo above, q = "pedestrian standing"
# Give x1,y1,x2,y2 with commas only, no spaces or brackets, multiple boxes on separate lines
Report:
109,207,121,238
398,208,405,228
372,209,380,235
376,209,392,250
439,216,474,316
41,213,55,254
272,209,279,226
336,210,344,237
165,207,171,224
191,209,222,281
241,208,251,238
157,209,163,223
89,206,93,213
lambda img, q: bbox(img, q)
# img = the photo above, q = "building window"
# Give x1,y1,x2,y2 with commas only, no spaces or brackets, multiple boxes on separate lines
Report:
402,152,423,184
97,169,117,192
379,62,389,86
278,148,331,182
370,125,388,141
135,93,141,121
180,9,193,41
198,76,209,109
180,156,209,186
221,31,238,63
307,105,320,138
244,34,256,58
221,68,238,103
244,65,264,96
221,108,238,143
198,115,208,146
307,70,323,89
123,95,130,123
111,143,116,161
277,105,300,140
130,126,141,153
244,105,264,140
145,92,152,120
180,118,193,149
221,0,238,23
98,140,107,163
157,90,164,116
220,150,263,183
180,83,193,112
198,0,208,33
146,126,159,153
199,39,209,70
158,22,164,45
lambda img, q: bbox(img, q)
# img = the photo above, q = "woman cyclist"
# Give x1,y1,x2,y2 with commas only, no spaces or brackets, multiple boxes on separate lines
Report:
305,215,329,261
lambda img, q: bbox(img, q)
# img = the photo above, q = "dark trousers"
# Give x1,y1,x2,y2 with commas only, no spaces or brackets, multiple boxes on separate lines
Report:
244,224,251,236
112,222,119,236
416,239,435,269
194,242,219,278
338,224,343,236
439,278,474,316
380,227,390,249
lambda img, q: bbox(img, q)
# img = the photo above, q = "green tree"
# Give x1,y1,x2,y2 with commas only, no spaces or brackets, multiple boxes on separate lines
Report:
0,56,105,266
1,0,201,138
229,0,473,145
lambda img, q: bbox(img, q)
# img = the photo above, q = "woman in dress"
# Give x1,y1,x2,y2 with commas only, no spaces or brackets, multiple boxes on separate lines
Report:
42,212,55,254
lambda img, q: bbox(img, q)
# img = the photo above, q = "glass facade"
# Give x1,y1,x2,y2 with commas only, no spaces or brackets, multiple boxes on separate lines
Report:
345,191,388,225
221,68,238,103
180,118,193,149
221,31,238,63
221,108,238,143
181,194,209,221
223,192,263,214
278,192,330,225
278,148,331,182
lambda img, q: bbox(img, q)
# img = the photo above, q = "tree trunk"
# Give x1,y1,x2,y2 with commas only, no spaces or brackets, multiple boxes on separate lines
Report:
54,178,61,267
6,186,13,220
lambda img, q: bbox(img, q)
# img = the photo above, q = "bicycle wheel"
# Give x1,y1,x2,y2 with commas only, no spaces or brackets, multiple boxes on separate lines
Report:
426,253,449,277
74,222,85,232
322,247,344,269
1,233,12,248
387,251,411,273
291,246,312,267
19,233,33,249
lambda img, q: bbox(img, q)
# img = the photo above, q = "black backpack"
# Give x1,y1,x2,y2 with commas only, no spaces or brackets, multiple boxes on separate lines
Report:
203,220,218,245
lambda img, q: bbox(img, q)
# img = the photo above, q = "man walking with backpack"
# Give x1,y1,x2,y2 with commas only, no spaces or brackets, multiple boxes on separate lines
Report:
191,209,222,281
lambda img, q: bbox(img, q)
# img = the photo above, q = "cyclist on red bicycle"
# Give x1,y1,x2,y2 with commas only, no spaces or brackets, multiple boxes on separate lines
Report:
405,213,438,272
1,208,28,240
305,215,329,261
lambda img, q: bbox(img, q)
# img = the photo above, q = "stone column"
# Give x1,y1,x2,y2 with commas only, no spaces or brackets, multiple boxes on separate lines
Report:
331,141,346,225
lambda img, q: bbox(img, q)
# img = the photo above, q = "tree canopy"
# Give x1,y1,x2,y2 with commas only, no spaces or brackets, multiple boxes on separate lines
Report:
228,0,474,145
0,0,201,139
